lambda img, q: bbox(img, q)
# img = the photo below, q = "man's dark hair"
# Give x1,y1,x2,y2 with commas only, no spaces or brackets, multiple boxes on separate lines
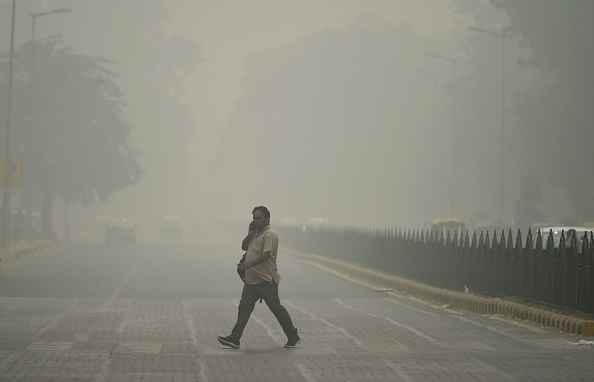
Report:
252,206,270,218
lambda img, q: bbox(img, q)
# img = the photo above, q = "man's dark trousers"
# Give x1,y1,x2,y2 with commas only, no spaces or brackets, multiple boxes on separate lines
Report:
231,281,296,340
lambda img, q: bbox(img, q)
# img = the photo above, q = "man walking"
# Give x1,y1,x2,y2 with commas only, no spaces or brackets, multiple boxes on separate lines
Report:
218,206,301,348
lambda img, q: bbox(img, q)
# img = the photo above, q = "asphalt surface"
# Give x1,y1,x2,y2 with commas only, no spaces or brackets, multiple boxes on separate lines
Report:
0,233,593,381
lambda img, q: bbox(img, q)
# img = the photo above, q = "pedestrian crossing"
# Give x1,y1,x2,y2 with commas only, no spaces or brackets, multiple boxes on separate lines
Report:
0,296,592,381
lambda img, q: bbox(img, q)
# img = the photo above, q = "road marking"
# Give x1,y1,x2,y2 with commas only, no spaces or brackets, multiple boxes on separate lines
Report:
233,298,320,382
96,306,130,382
293,361,318,382
284,299,366,348
115,342,161,354
232,299,285,346
26,342,75,351
383,317,444,347
454,315,520,339
284,254,404,296
385,360,414,382
488,314,551,334
454,314,554,342
181,300,210,382
31,298,79,341
384,297,438,316
334,298,377,318
96,351,113,380
181,300,200,350
284,251,443,318
99,253,145,312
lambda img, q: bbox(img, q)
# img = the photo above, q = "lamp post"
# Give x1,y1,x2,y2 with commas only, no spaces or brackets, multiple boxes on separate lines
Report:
24,7,72,241
414,70,442,217
426,52,457,217
0,0,18,249
30,8,72,52
468,26,506,223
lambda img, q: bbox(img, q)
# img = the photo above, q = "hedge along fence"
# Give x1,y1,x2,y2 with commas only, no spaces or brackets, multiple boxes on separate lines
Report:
277,225,594,315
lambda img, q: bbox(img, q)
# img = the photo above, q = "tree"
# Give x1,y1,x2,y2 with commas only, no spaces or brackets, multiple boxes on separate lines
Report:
457,0,594,223
0,37,142,236
0,0,202,236
490,0,594,172
207,17,452,227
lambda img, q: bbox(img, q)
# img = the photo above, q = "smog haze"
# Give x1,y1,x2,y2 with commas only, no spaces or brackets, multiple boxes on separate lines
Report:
1,0,593,239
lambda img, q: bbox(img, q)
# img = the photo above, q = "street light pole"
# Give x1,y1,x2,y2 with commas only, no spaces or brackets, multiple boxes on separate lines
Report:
468,26,506,223
30,8,73,46
426,52,457,217
414,70,441,217
24,7,73,241
30,8,73,73
0,0,18,249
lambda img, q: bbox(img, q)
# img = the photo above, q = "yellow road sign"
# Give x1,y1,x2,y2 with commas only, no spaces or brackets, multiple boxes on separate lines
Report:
0,156,21,186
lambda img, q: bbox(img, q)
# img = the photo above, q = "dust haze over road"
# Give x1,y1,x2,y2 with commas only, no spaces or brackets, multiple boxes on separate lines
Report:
1,0,593,239
2,240,594,380
2,3,594,380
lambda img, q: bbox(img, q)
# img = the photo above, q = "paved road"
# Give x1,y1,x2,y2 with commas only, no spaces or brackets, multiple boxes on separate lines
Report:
0,233,593,381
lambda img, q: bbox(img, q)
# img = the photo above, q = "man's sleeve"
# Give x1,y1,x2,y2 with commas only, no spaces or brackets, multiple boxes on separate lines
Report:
263,231,279,253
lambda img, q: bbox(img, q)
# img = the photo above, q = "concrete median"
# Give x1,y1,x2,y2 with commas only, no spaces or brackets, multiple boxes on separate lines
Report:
0,241,56,278
0,241,55,259
282,247,594,336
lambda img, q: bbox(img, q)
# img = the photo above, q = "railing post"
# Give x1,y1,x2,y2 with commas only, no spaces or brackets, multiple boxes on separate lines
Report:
504,229,514,295
525,228,535,300
567,231,578,311
586,231,594,314
489,231,498,295
474,231,484,293
514,229,524,298
459,230,470,291
553,231,566,307
468,231,477,292
282,223,593,315
496,231,506,296
533,229,544,302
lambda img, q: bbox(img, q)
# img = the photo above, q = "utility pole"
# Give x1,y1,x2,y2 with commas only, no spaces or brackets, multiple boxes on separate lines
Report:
0,0,18,248
414,70,441,217
468,26,507,223
25,8,73,240
426,53,457,217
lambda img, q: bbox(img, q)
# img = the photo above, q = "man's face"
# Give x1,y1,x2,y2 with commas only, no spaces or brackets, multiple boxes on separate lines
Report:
252,210,269,230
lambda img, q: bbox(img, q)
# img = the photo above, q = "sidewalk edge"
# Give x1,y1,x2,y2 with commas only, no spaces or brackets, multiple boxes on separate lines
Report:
281,247,594,335
1,242,56,261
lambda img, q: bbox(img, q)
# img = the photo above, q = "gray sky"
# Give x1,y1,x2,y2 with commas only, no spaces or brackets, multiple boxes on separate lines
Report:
6,0,510,236
3,0,589,238
165,1,467,229
165,0,459,164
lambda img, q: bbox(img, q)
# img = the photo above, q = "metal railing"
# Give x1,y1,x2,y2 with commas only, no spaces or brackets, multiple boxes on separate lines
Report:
277,225,594,315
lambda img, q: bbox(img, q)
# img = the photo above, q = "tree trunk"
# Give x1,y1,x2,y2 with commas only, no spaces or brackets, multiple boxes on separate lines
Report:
40,187,55,239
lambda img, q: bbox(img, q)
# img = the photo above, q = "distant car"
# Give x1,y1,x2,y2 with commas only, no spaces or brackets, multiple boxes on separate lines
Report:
431,218,466,237
161,215,182,240
531,226,590,251
302,216,330,232
105,218,136,244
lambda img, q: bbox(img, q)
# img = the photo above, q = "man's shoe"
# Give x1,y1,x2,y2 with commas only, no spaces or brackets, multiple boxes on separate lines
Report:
217,335,240,348
284,332,301,348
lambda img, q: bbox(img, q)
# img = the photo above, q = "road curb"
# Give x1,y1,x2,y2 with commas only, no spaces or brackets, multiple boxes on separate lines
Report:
1,242,55,261
282,247,594,335
13,242,55,259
